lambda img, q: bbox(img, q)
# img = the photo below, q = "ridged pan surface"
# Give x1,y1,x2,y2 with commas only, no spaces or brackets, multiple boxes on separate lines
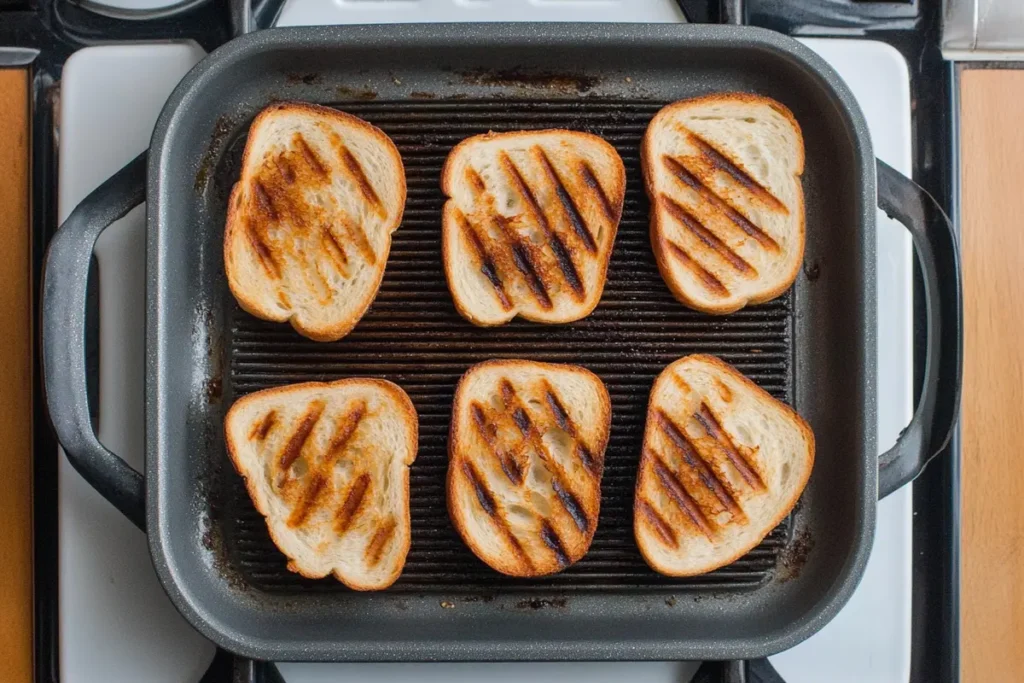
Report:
222,99,793,593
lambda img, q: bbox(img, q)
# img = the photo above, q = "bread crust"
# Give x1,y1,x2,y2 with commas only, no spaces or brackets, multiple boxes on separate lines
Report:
224,101,406,342
447,359,611,576
641,93,805,314
441,129,625,325
634,354,815,576
224,378,418,590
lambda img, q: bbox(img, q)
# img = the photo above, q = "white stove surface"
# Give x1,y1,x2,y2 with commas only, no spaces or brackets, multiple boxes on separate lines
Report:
57,4,912,682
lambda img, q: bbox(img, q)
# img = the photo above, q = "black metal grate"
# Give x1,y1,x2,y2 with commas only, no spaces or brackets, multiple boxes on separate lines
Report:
221,99,793,594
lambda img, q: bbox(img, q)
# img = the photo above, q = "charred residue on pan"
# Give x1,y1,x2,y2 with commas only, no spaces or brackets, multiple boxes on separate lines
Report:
286,72,321,85
195,114,236,194
335,84,378,101
409,91,437,100
455,68,601,95
777,527,815,582
515,597,568,610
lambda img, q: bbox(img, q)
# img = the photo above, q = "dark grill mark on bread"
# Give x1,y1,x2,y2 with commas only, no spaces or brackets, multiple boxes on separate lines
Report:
462,461,497,517
469,402,523,486
511,242,553,309
655,410,743,519
580,160,617,224
252,181,279,221
338,212,377,266
245,223,282,279
455,210,512,310
664,239,729,297
695,403,765,490
648,450,715,540
535,147,598,253
540,520,571,568
637,497,678,548
326,402,367,459
552,479,589,533
663,156,780,252
249,410,278,441
294,133,328,178
335,473,371,534
543,384,598,474
337,143,385,217
278,401,326,471
287,473,326,528
465,167,488,195
366,517,397,568
661,194,756,276
274,156,296,184
321,228,350,277
684,130,788,214
498,152,584,299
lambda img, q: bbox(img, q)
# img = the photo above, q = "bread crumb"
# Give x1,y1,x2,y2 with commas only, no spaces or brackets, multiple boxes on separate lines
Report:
440,601,455,609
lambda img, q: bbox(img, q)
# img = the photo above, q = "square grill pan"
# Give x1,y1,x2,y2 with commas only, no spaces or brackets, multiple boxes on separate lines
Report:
221,99,794,594
142,24,878,661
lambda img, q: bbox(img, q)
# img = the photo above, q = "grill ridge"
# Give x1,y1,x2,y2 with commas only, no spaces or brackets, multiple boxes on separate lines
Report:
221,99,794,594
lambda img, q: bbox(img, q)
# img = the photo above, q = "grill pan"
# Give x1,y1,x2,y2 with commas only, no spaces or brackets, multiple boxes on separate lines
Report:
42,23,961,664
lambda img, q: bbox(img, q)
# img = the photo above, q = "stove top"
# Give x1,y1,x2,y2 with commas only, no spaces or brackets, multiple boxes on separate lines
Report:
2,1,958,682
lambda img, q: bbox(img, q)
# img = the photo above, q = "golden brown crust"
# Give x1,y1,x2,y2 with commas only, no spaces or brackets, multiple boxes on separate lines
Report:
224,378,418,590
224,101,406,342
633,354,815,577
447,359,611,576
640,94,805,315
440,129,625,326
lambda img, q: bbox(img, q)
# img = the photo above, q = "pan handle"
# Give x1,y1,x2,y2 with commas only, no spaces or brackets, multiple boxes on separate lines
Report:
42,152,148,531
692,658,785,682
874,159,962,499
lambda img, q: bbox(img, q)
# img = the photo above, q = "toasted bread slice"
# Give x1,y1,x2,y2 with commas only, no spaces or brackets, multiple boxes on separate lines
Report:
641,94,805,314
448,360,611,576
441,130,625,326
634,354,814,576
224,378,418,590
224,102,405,342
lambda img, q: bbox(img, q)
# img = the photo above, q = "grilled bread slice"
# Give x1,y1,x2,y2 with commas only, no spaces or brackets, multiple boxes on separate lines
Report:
441,130,625,325
642,94,805,314
634,354,814,576
225,378,418,590
448,360,611,576
224,102,406,342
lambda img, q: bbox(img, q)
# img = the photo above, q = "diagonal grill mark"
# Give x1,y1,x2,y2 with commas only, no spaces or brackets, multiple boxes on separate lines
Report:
294,133,328,177
580,160,618,224
338,212,377,266
498,152,584,298
252,180,279,221
462,460,497,517
287,473,326,528
648,449,715,540
534,146,598,253
287,402,366,528
461,459,533,570
274,156,296,184
469,402,524,486
540,519,571,568
660,193,756,276
366,517,397,568
664,239,730,297
683,129,788,214
321,228,350,277
277,402,326,471
499,380,590,535
542,383,598,474
249,410,278,441
655,409,744,519
695,402,765,490
552,478,589,533
663,156,780,252
338,144,385,216
334,473,371,534
636,497,679,548
455,210,512,311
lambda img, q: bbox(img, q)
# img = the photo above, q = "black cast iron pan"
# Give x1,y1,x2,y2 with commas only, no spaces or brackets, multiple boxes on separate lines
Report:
41,22,960,674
